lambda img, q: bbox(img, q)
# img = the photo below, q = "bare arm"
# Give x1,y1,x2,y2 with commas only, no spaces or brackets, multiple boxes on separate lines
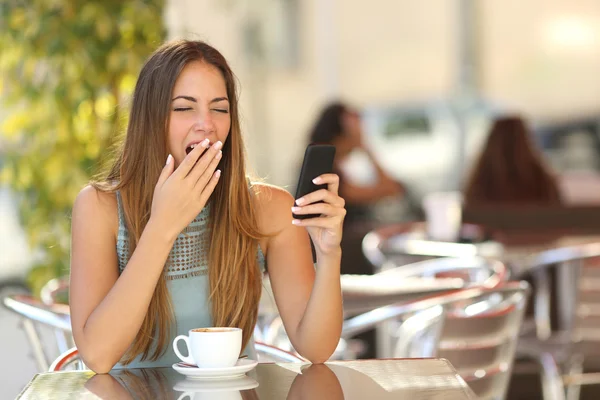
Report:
258,183,344,363
70,187,176,373
70,141,223,373
337,150,403,205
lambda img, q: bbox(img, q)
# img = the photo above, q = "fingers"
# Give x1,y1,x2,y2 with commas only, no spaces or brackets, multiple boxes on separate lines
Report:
190,141,223,188
292,215,344,228
292,179,346,226
312,174,340,196
197,169,222,204
291,203,345,218
295,188,345,208
156,154,175,188
173,138,211,178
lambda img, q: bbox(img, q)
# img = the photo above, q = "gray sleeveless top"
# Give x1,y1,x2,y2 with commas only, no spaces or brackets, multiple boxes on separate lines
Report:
112,192,266,370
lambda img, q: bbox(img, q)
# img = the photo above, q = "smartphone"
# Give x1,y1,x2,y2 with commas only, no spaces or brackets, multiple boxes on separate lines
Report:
293,144,337,220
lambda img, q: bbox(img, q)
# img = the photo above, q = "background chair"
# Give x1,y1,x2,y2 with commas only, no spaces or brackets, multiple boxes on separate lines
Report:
2,294,71,371
369,256,509,360
361,222,504,272
509,242,600,400
341,282,557,400
258,256,510,361
49,347,85,372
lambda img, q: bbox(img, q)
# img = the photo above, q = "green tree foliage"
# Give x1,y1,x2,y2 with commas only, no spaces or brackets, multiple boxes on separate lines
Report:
0,1,165,295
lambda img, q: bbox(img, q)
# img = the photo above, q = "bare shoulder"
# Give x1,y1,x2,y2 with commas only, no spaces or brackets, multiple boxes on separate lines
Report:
252,182,294,234
73,185,118,236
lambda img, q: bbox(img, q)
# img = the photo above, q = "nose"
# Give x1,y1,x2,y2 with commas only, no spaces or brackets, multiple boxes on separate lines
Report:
192,109,215,133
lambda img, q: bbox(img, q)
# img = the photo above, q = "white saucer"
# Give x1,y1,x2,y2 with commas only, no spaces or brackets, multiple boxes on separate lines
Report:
173,375,259,392
172,359,258,380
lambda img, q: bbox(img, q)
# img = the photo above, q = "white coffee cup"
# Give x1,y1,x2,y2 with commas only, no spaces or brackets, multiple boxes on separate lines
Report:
173,327,242,368
422,191,463,242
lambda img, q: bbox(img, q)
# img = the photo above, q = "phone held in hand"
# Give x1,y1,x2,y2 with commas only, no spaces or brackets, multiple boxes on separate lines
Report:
293,144,336,220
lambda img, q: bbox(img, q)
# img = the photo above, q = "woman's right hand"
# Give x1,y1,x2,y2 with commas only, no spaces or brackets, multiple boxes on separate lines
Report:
149,138,223,241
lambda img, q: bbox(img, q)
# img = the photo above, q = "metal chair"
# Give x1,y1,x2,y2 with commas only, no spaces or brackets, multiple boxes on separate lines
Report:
369,256,508,361
49,347,85,372
361,222,504,273
258,257,510,361
39,277,74,356
373,256,508,287
507,241,600,400
2,294,71,371
341,282,560,400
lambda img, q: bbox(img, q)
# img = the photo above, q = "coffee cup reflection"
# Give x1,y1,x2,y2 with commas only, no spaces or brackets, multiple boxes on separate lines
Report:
173,375,259,400
287,364,345,400
85,369,172,400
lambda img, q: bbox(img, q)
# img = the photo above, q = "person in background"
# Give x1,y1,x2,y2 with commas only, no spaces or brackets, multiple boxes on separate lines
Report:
463,115,562,208
306,101,404,359
308,102,404,225
69,40,345,373
463,116,565,352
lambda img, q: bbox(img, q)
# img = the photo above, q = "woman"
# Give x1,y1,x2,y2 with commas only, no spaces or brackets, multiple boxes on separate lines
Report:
464,115,562,207
308,102,403,223
69,40,345,373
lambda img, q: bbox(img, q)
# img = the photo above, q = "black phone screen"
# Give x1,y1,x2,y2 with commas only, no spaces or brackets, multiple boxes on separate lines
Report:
293,144,336,220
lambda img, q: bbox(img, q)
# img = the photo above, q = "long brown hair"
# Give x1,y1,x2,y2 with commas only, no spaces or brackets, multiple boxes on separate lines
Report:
464,115,562,207
93,40,263,363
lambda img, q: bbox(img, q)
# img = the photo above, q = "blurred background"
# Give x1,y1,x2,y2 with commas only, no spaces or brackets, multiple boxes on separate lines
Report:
2,0,600,398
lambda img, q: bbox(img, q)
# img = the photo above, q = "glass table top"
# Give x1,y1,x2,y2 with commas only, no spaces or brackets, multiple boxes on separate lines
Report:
17,358,476,400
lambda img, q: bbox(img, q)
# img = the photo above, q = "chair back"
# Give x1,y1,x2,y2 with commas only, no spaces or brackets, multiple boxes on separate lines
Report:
343,282,529,400
362,222,503,272
375,256,508,288
49,347,85,372
2,294,72,371
571,256,600,360
434,285,528,400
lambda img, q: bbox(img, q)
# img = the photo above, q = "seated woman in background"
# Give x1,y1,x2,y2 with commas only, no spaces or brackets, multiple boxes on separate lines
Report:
463,115,562,208
308,102,404,225
463,115,563,245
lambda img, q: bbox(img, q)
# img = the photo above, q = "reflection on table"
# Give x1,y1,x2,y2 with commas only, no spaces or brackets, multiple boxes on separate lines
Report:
17,358,476,400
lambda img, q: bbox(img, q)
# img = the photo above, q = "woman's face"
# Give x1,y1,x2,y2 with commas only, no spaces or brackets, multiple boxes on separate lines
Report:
168,60,231,167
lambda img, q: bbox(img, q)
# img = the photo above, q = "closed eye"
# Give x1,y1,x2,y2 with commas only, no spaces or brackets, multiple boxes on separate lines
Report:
212,109,229,114
173,107,192,112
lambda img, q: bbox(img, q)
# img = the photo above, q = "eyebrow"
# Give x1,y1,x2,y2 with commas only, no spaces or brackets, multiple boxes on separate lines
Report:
171,95,229,104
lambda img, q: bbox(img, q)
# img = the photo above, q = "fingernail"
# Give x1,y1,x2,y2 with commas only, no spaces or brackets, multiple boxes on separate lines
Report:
312,177,321,184
216,150,222,160
215,169,222,178
214,141,223,150
295,198,305,205
292,219,301,225
201,138,210,147
291,207,301,212
166,154,173,165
